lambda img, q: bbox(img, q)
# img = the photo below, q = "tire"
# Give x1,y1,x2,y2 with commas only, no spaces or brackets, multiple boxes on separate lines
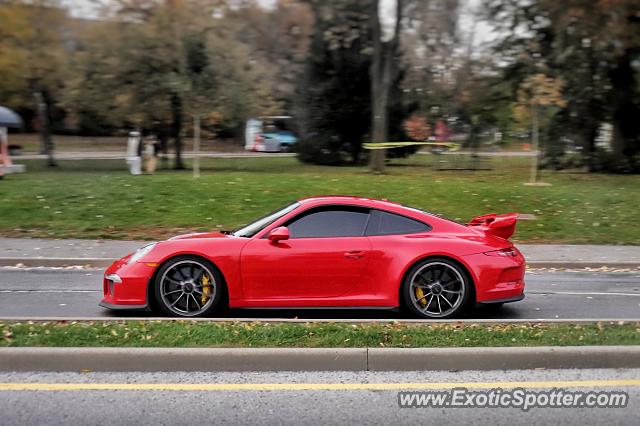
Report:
153,255,224,317
402,257,473,319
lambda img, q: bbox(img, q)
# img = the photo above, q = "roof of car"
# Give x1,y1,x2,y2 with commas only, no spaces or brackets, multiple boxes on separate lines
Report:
296,196,464,231
298,196,407,210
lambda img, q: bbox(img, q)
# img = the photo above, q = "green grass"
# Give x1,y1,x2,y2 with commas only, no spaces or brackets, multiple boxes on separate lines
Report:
1,321,639,348
1,155,639,243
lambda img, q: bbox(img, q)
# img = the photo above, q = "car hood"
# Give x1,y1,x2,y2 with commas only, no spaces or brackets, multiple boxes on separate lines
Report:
168,231,231,241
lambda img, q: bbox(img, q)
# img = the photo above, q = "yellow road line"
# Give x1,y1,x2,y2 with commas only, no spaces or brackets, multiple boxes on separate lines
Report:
0,380,639,392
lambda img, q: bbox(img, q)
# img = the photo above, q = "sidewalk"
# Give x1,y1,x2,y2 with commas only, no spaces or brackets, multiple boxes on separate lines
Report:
14,150,532,161
0,238,639,268
14,151,295,160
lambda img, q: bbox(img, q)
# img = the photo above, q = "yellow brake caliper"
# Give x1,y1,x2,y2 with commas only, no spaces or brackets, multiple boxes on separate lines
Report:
415,287,427,306
201,274,212,304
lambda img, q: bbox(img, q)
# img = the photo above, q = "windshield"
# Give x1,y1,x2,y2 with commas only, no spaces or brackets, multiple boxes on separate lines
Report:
233,202,300,238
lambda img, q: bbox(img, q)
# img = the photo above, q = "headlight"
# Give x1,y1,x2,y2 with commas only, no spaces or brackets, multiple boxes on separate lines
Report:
127,243,157,265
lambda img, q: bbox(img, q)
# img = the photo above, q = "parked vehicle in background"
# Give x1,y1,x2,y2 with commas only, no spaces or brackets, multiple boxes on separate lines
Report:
245,116,298,152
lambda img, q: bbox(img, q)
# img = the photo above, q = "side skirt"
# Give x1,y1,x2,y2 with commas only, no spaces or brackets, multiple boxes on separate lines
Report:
234,306,399,311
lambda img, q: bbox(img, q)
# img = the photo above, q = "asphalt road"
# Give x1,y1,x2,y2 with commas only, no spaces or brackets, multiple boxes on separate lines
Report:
1,268,639,320
0,369,637,425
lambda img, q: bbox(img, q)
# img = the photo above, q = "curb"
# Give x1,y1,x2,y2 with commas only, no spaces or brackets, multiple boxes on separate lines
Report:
1,346,639,372
527,261,640,269
1,257,639,269
0,348,366,372
1,317,639,324
367,346,640,371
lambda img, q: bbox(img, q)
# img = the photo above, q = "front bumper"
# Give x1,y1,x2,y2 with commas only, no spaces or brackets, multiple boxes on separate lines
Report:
100,257,155,310
99,301,148,310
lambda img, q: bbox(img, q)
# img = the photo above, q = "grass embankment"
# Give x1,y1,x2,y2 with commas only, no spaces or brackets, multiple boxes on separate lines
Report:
1,321,639,348
1,155,638,243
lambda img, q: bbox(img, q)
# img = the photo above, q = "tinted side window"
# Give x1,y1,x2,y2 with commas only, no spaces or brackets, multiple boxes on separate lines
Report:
287,208,369,238
367,210,430,236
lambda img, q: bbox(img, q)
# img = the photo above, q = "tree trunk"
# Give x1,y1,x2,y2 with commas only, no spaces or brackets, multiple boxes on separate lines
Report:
34,89,56,167
579,121,599,172
167,0,187,170
368,0,403,173
171,92,185,170
370,76,388,172
154,121,170,169
609,50,639,168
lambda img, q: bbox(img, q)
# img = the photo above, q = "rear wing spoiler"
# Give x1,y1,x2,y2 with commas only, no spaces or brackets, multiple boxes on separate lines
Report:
468,213,519,240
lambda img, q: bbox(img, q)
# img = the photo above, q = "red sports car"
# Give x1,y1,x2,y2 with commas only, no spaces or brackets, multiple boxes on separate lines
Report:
100,196,525,319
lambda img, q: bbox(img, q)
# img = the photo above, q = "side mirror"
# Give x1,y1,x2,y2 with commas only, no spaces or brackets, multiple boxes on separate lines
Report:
268,226,290,243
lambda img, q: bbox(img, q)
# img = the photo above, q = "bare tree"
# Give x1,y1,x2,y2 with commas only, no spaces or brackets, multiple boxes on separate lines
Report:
369,0,404,173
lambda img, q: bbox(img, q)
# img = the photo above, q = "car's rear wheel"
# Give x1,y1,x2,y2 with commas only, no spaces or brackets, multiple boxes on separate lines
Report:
403,258,472,319
154,256,223,317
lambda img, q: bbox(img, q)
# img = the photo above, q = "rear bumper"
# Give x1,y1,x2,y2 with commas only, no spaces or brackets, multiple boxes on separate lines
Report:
477,294,525,305
463,249,526,303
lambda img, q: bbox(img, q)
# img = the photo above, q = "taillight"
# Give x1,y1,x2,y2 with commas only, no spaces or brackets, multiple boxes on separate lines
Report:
484,247,518,257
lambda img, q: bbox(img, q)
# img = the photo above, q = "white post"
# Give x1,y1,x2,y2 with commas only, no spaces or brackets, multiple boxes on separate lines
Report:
126,131,142,175
193,114,200,178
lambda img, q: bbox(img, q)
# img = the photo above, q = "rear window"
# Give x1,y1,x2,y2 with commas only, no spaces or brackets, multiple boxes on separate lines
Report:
366,210,430,236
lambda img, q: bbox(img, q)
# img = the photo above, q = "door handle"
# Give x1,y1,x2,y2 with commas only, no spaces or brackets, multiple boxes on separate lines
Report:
344,250,365,259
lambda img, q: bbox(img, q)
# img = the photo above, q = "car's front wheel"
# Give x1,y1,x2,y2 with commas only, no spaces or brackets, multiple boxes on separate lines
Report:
154,256,223,317
403,258,472,319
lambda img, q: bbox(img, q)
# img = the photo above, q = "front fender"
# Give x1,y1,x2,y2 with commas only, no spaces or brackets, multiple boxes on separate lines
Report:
139,238,248,300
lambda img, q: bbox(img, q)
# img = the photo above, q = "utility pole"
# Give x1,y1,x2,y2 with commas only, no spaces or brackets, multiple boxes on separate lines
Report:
193,114,201,178
530,99,539,183
524,98,550,186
